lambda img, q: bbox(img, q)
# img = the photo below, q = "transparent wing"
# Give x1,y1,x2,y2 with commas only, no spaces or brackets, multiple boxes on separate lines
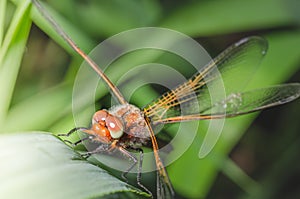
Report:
143,36,270,122
152,83,300,123
156,170,174,199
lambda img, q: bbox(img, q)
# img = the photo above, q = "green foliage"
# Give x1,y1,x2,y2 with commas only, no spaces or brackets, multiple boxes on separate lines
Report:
1,0,299,198
0,133,148,199
0,0,31,126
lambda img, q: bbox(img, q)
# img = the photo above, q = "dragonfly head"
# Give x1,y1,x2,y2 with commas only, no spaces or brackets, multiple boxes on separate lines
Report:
89,110,124,140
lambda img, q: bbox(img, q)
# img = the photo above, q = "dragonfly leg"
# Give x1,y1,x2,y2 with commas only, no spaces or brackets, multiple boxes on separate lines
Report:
63,136,91,148
57,127,88,137
57,127,93,148
119,147,152,197
136,148,152,197
81,144,111,159
118,147,137,182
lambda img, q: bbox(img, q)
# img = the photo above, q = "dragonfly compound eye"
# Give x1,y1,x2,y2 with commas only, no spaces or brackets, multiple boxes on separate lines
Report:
92,110,108,125
105,115,124,139
93,123,111,138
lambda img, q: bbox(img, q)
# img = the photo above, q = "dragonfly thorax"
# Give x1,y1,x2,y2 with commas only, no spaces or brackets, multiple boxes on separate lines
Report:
110,104,151,146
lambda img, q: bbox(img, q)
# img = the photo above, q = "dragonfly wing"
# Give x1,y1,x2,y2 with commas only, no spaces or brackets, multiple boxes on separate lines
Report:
143,36,268,122
153,83,300,124
157,170,174,199
210,83,300,116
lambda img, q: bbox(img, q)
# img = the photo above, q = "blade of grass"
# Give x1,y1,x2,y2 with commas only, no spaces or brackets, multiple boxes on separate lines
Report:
222,158,261,195
0,0,31,126
29,0,94,54
10,0,95,55
0,0,6,46
0,0,30,63
161,0,294,36
65,0,162,37
1,83,72,132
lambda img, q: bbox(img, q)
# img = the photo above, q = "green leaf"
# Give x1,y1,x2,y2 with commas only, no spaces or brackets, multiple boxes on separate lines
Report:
0,132,148,199
0,0,6,46
1,84,73,132
161,0,294,36
11,0,95,55
67,0,162,37
0,0,31,126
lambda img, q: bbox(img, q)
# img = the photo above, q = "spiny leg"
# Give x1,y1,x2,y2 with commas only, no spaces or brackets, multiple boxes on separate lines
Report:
120,148,138,182
119,147,152,197
63,136,90,147
57,127,88,137
136,148,152,197
57,127,91,147
81,144,112,159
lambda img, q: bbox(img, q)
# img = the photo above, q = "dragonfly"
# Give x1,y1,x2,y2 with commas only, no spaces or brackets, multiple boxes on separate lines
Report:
33,0,300,198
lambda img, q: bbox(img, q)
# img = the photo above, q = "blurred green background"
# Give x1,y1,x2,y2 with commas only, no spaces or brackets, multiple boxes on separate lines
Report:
1,0,300,198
